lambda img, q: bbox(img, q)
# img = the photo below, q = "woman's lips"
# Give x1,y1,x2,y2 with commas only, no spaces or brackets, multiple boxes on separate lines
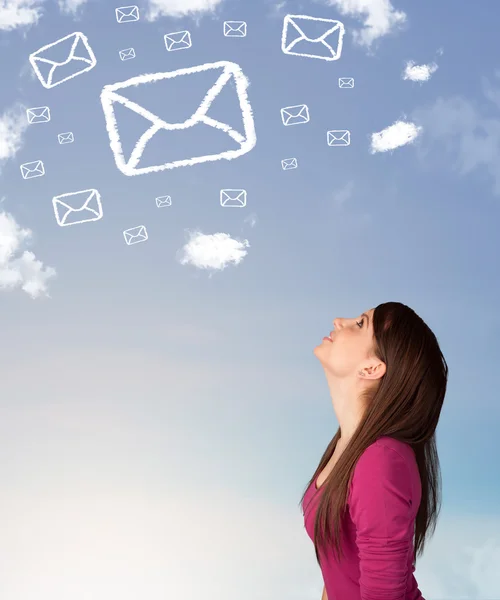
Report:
323,336,332,342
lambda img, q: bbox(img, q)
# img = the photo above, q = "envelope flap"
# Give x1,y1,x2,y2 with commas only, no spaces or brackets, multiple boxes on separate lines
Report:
286,15,341,42
31,33,80,65
118,6,138,16
103,63,233,128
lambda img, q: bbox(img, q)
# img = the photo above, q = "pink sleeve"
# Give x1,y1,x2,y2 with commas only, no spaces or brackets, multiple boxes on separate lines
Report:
349,443,414,600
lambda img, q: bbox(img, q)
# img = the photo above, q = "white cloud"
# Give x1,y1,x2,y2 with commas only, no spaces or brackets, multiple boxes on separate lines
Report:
321,0,407,47
177,230,249,271
370,120,422,153
145,0,224,19
0,211,56,298
412,74,500,195
0,0,44,30
244,213,258,228
57,0,87,14
403,60,438,82
0,104,29,164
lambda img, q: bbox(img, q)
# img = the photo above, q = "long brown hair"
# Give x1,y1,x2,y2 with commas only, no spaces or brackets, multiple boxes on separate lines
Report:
300,301,448,565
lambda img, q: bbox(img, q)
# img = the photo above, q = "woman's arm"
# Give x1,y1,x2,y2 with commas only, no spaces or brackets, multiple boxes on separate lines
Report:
321,585,328,600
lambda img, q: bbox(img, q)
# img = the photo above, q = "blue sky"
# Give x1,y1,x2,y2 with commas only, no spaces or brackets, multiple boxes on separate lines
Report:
1,0,500,598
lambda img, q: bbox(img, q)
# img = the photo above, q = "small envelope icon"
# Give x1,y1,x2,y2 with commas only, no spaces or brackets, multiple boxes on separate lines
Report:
100,61,257,175
339,77,354,88
116,5,139,23
27,106,51,124
52,189,103,226
281,14,345,61
164,30,192,51
156,195,171,207
119,47,136,61
281,157,298,170
29,32,97,89
58,132,74,144
281,104,309,126
220,189,247,207
224,21,247,37
327,130,351,146
20,160,45,179
123,225,148,245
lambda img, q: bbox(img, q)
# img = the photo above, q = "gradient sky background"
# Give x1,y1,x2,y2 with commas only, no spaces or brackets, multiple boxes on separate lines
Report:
1,0,500,598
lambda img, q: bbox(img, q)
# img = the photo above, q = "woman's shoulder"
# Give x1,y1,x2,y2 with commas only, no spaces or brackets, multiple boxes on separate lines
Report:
358,436,417,469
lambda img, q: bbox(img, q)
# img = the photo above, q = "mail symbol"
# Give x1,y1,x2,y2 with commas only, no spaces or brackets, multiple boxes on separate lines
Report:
281,104,309,126
156,195,171,207
58,132,74,144
29,32,97,89
281,14,345,61
100,61,257,175
115,5,139,23
220,189,247,208
52,189,103,227
119,47,136,61
123,225,148,245
20,160,45,179
339,77,354,88
327,130,351,146
164,30,192,51
26,106,51,124
281,157,298,170
224,21,247,37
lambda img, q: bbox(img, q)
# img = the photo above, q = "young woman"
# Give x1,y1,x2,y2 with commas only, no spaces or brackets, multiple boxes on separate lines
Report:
301,302,448,600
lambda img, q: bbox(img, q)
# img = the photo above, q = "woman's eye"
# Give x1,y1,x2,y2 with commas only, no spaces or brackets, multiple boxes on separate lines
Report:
356,319,363,328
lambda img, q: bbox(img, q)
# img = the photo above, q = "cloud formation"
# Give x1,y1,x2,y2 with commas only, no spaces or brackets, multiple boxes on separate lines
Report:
0,104,29,167
322,0,407,47
146,0,224,19
177,230,249,271
0,211,56,298
403,60,438,82
371,120,422,153
0,0,44,30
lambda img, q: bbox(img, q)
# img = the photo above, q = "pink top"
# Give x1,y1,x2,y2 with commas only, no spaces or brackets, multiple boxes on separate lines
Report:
303,436,424,600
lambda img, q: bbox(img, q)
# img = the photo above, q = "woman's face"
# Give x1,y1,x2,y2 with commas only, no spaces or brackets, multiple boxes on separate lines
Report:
314,308,377,377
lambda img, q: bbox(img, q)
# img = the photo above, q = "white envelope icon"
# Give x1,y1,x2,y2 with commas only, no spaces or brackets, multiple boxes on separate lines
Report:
52,189,103,226
27,106,51,124
220,189,246,207
281,157,298,170
119,47,136,61
58,131,74,144
165,30,192,51
100,61,257,176
224,21,247,37
327,130,351,146
339,77,354,88
281,14,345,61
116,5,139,23
281,104,309,126
156,195,171,207
20,160,45,179
29,32,97,89
123,225,148,245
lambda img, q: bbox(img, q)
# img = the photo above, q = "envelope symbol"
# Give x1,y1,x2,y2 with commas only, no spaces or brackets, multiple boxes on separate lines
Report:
119,47,136,61
20,160,45,179
156,195,171,207
58,131,74,144
123,225,148,245
26,106,51,124
281,157,298,170
281,14,345,61
339,77,354,88
220,189,246,207
29,32,97,89
100,61,257,176
115,5,139,23
281,104,309,126
52,189,103,227
164,30,192,51
224,21,247,37
327,130,351,146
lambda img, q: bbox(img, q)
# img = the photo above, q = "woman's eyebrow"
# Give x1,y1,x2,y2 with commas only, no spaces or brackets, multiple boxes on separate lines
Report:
362,312,370,326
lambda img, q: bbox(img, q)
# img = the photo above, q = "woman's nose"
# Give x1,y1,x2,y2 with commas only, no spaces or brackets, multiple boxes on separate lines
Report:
333,318,343,330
